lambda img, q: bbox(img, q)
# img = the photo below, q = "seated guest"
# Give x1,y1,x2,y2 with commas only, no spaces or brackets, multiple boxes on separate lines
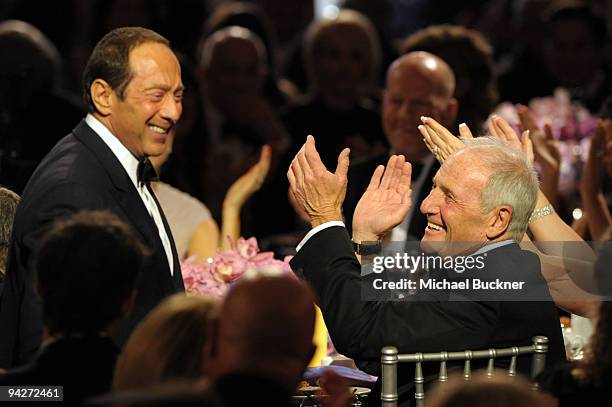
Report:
203,272,316,403
97,272,317,407
343,51,457,241
288,136,564,405
113,294,218,391
196,26,288,235
0,211,145,404
0,188,20,297
401,24,497,133
284,9,387,167
428,372,555,407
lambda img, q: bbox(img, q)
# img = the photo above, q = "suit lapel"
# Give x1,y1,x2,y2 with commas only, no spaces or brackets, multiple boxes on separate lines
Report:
72,120,181,291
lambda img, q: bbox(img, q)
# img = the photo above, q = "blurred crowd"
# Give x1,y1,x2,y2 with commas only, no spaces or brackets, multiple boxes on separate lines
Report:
1,0,611,250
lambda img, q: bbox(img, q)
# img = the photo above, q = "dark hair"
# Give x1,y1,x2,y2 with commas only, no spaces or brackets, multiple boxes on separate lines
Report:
546,2,607,47
0,187,20,271
36,210,148,336
580,301,612,383
82,26,170,112
401,24,498,131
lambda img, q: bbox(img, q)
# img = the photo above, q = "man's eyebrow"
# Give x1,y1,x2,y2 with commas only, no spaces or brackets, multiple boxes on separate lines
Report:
144,84,185,92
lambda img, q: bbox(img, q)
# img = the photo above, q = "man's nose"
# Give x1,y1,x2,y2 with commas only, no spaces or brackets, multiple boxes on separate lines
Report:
420,188,438,215
161,96,182,123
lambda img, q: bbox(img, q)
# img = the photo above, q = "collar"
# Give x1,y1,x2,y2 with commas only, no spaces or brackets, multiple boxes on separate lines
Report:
471,240,515,256
85,114,140,190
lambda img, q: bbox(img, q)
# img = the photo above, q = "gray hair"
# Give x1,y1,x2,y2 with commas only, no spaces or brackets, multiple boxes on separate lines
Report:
198,26,267,71
0,187,20,272
460,138,539,242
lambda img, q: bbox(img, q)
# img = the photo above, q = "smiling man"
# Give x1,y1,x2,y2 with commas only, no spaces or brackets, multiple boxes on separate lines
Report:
288,136,564,406
0,27,185,368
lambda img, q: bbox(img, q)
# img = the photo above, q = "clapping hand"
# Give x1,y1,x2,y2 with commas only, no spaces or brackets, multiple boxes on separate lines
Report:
352,155,412,242
288,136,350,227
516,104,561,171
487,114,534,162
224,145,272,210
418,116,469,163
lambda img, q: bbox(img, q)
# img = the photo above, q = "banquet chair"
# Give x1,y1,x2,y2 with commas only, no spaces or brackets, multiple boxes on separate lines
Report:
380,336,549,407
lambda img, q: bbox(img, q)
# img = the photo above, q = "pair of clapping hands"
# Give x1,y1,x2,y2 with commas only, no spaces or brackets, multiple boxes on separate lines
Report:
287,135,412,243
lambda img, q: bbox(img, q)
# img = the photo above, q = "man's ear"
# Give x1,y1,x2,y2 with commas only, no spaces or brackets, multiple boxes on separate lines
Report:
486,205,512,240
90,79,115,116
445,98,459,126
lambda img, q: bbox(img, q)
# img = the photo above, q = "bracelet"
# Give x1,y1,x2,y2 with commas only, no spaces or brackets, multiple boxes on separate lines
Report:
529,204,555,223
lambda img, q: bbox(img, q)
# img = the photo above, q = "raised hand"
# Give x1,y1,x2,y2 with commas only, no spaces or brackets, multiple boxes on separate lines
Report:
488,115,534,163
224,145,272,210
352,155,412,241
516,104,561,171
418,116,466,163
288,135,350,227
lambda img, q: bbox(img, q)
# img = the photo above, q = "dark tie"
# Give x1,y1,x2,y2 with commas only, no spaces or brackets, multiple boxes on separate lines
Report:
137,158,158,187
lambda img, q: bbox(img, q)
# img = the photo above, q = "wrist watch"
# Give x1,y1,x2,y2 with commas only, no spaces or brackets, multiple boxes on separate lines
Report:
353,240,382,255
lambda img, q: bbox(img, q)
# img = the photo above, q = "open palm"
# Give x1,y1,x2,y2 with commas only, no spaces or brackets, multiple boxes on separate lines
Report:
353,155,413,240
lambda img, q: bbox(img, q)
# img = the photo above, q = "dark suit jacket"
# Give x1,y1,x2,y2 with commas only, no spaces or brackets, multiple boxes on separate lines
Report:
0,335,119,405
291,226,564,405
0,120,184,368
343,154,439,239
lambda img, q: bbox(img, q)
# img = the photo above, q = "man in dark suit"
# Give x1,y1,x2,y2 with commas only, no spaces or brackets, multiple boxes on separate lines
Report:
0,27,185,368
344,52,457,240
0,211,145,404
288,136,564,405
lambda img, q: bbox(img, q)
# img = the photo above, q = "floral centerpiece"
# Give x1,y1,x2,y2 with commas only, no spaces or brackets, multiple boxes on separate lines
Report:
495,88,599,194
181,237,294,298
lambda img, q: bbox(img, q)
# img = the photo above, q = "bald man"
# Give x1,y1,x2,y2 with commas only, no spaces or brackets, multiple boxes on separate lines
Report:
343,51,457,241
204,272,316,404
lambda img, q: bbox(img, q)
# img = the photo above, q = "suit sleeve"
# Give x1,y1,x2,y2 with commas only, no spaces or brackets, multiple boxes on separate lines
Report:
2,181,108,367
290,226,499,373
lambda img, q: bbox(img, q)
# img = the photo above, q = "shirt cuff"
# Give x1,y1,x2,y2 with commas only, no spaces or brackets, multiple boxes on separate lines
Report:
296,221,346,252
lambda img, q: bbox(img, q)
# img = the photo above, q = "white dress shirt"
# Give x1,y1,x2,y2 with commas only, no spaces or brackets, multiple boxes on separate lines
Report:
85,114,175,275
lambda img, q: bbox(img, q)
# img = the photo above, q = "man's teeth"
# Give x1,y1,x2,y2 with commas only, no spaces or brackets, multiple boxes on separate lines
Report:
149,125,167,134
427,221,443,231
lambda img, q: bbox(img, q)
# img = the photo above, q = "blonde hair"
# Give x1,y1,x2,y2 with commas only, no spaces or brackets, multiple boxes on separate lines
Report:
113,294,218,391
303,9,381,96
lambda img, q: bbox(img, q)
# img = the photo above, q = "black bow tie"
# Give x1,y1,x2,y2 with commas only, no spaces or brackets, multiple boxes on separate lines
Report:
137,158,158,187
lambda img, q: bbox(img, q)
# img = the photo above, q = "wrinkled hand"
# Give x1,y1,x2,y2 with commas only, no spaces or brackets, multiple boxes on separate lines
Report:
488,114,534,163
418,116,468,163
288,135,350,227
318,370,353,407
224,145,272,209
352,155,412,241
516,104,560,171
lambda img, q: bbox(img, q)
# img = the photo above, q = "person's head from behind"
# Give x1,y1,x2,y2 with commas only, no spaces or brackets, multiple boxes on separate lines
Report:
198,26,268,109
401,25,497,132
303,9,380,109
420,138,538,255
83,26,184,159
36,210,146,337
113,293,218,391
0,20,62,112
383,52,457,162
545,2,607,88
427,372,555,407
205,270,316,391
0,187,20,274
